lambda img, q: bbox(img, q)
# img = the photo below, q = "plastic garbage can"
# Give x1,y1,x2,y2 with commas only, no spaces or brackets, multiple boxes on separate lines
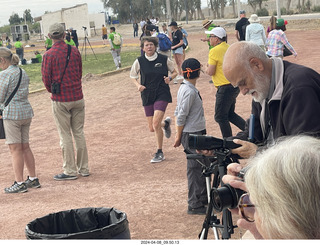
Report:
25,207,130,239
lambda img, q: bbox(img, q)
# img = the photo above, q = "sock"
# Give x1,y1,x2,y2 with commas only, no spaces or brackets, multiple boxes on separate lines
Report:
29,176,37,181
157,149,163,154
17,182,24,185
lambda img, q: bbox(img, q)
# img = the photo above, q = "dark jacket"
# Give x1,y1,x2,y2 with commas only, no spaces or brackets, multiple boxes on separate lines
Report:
236,61,320,144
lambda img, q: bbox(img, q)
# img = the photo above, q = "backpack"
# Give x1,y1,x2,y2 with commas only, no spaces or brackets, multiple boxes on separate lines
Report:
241,20,250,40
157,33,172,51
113,33,121,45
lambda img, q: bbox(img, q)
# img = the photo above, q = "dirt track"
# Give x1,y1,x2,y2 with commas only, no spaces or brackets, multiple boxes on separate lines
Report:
0,22,319,240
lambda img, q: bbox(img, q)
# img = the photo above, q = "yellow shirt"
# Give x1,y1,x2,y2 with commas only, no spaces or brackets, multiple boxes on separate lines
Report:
208,41,230,87
102,26,107,35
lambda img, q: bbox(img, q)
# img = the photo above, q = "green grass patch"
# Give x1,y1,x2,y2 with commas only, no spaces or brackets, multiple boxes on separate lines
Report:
22,49,140,92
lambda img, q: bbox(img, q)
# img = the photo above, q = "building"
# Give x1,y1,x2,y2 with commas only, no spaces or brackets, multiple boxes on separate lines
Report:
36,3,105,39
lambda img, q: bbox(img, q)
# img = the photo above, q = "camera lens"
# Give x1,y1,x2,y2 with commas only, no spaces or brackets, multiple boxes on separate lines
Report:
211,184,245,212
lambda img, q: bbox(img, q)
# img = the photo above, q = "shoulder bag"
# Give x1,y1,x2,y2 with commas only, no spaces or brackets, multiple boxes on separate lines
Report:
0,68,23,139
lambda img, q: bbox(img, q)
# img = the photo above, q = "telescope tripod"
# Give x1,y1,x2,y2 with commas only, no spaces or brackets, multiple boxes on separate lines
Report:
81,35,97,61
187,149,238,239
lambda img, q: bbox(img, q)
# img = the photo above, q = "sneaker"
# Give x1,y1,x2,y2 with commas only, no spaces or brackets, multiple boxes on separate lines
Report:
187,206,207,215
25,177,41,188
150,152,165,163
4,181,28,194
54,173,78,181
79,172,90,177
116,67,120,70
163,117,171,138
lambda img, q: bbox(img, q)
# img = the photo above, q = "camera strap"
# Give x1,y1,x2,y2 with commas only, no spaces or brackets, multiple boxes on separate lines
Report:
60,44,71,83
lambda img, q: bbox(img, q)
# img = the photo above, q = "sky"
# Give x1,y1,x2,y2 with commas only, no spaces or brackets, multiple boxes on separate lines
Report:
0,0,209,26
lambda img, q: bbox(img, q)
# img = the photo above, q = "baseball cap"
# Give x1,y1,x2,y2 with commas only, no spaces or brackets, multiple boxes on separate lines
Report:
240,10,246,14
276,18,286,27
168,21,178,27
205,27,226,39
49,23,65,39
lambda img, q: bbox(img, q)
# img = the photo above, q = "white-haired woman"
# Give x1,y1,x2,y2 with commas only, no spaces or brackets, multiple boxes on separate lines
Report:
224,135,320,239
0,47,40,193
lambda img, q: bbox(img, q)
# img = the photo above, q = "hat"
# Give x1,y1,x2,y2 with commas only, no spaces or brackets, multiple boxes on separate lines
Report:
49,23,65,38
162,23,167,27
248,14,260,23
202,19,213,28
276,18,286,27
240,10,246,14
168,21,178,27
178,23,183,28
205,27,226,39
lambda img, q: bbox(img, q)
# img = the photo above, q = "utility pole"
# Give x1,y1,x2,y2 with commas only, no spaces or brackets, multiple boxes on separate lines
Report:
276,0,281,18
166,0,172,22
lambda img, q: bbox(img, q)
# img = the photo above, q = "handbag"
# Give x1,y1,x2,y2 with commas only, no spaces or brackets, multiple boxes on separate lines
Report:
0,68,22,139
283,45,293,57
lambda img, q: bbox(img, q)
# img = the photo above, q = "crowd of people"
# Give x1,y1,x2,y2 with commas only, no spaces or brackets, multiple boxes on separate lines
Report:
1,13,320,240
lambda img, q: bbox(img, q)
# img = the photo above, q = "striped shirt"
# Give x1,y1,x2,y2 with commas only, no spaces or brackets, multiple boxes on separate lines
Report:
0,65,33,120
42,40,83,102
266,29,297,57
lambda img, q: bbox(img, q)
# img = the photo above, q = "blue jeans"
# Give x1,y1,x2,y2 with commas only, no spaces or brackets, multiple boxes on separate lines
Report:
215,84,245,138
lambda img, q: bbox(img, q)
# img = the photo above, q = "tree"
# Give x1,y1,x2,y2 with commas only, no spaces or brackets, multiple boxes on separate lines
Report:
23,9,33,23
9,13,22,25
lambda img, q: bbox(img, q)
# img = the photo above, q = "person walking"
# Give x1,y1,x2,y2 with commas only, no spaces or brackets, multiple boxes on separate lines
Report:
130,36,177,163
102,24,108,45
109,26,122,70
266,18,297,58
205,27,245,138
169,21,185,81
245,14,267,51
235,10,249,41
133,22,139,38
41,23,89,180
0,47,40,193
173,58,207,215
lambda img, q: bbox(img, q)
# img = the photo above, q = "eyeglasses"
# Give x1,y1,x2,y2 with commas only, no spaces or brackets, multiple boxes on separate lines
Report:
209,35,217,38
238,193,256,222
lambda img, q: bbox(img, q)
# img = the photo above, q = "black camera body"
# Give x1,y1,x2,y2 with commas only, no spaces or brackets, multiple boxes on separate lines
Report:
51,82,61,95
82,26,87,30
211,169,246,212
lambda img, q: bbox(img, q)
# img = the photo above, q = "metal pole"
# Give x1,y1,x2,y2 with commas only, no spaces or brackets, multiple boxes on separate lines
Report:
276,0,281,18
166,0,172,22
185,0,188,24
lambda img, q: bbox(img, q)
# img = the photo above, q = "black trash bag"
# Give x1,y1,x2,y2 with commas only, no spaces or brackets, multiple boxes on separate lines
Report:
25,207,130,239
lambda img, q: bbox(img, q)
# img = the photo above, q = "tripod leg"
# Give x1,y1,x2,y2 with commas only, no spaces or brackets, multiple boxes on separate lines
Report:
86,37,97,60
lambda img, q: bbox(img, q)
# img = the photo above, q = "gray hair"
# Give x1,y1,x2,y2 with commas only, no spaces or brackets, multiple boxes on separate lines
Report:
223,41,269,72
245,135,320,239
0,47,20,65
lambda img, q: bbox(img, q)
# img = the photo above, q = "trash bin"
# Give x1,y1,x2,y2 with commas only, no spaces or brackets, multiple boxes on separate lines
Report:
25,207,130,239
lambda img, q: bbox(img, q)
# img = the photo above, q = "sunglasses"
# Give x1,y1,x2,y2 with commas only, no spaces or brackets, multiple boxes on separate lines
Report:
209,35,217,38
238,193,256,222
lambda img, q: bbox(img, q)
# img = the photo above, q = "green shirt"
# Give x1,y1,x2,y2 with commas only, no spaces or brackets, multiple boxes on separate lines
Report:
36,54,42,63
65,39,75,46
109,32,122,49
14,41,22,49
45,38,52,48
207,24,216,50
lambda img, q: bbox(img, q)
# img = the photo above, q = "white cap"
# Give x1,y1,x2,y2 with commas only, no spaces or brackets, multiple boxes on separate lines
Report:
205,27,226,39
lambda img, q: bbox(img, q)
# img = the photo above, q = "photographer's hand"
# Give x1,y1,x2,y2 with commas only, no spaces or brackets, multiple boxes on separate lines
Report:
231,139,258,159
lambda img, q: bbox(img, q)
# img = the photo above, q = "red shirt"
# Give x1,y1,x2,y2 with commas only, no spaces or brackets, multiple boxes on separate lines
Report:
42,40,83,102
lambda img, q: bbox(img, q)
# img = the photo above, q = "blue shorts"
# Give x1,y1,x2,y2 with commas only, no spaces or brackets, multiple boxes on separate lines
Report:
144,101,168,117
172,46,184,55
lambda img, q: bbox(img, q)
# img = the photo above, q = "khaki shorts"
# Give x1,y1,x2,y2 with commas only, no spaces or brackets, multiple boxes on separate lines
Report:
3,118,32,144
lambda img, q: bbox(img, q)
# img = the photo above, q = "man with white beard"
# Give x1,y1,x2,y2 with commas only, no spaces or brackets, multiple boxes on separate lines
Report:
222,41,320,159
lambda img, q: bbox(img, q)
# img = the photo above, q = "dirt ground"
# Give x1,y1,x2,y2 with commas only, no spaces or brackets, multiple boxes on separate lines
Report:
0,20,320,240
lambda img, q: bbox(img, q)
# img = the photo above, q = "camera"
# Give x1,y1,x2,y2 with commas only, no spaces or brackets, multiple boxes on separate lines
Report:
188,134,241,150
82,26,87,30
51,82,61,95
211,169,246,212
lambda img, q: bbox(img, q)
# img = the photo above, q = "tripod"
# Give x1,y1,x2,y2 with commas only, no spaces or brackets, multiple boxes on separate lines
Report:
81,27,97,61
186,148,238,239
